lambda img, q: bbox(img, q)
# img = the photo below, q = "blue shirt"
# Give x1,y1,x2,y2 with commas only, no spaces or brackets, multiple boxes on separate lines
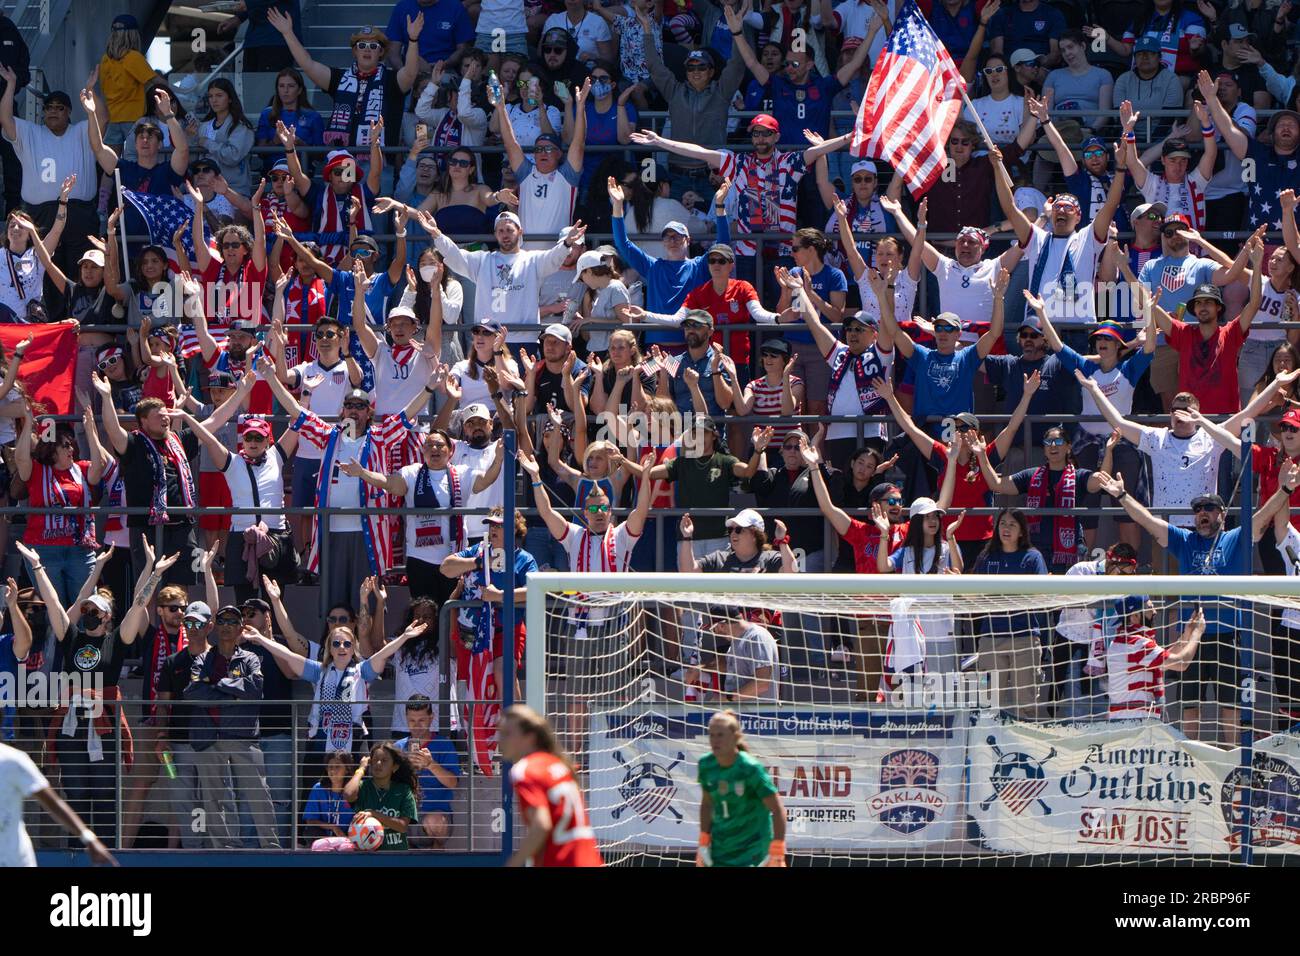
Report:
240,0,303,49
1137,254,1219,317
982,352,1080,445
0,632,23,740
1166,525,1248,631
386,0,474,65
1245,139,1300,231
116,160,184,197
928,1,980,64
769,74,843,143
612,212,731,317
396,734,461,815
991,2,1067,57
972,548,1050,636
255,106,324,149
1057,345,1153,396
581,99,637,189
1064,168,1131,234
671,350,733,418
908,342,984,421
454,543,538,632
785,264,848,344
303,782,350,829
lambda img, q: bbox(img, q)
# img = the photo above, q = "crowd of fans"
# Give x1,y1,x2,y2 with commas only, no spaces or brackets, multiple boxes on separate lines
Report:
5,0,1300,850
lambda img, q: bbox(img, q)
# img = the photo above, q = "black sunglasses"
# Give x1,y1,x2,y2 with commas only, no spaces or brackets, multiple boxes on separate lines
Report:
1161,227,1182,237
216,614,242,626
327,613,352,624
343,400,370,410
685,63,711,72
1192,503,1222,513
331,639,354,649
542,45,566,54
158,604,185,611
315,330,339,340
707,255,731,264
447,157,473,167
1282,424,1300,434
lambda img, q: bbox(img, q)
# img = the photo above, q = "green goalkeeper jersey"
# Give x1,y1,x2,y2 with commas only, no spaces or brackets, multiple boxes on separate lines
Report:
698,750,778,867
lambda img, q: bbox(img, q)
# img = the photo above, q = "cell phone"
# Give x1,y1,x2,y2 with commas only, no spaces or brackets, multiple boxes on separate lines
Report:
415,122,429,140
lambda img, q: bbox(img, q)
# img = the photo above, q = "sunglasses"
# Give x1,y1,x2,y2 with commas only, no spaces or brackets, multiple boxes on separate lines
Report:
707,255,731,264
221,241,244,250
934,324,960,333
1192,503,1222,514
542,45,567,54
955,422,975,433
851,174,876,183
534,145,560,154
1161,227,1182,237
750,128,778,138
343,400,370,410
884,497,903,505
354,40,383,51
447,157,473,167
269,172,290,182
216,615,242,626
1043,437,1066,447
315,330,339,341
327,613,352,624
1018,329,1043,338
331,639,354,649
242,609,261,618
585,503,611,514
685,64,711,72
982,65,1006,75
351,247,375,259
158,604,185,611
1282,424,1300,434
1143,211,1163,221
97,356,121,371
183,617,205,628
1082,148,1106,159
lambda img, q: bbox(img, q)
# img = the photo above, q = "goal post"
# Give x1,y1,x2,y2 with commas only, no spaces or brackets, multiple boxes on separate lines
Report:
525,573,1300,864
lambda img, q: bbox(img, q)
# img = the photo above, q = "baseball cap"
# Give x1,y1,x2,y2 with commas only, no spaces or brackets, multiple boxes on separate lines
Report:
539,322,572,345
208,369,236,388
1269,109,1300,135
214,604,243,623
707,243,735,261
1280,408,1300,429
575,250,607,272
542,27,570,46
1162,138,1193,159
1080,135,1106,153
1113,594,1150,618
1162,212,1192,229
558,224,586,246
461,402,492,423
112,13,139,30
535,133,562,151
350,234,380,254
184,601,212,625
43,90,72,110
725,508,765,531
241,598,271,614
495,210,522,229
933,311,965,331
190,158,220,175
342,387,373,405
78,249,105,267
322,149,356,178
1009,48,1040,67
851,160,878,176
908,497,945,519
661,220,690,239
695,415,719,434
1188,282,1224,305
484,512,506,525
387,304,419,324
228,318,259,334
953,412,981,431
1019,313,1044,334
749,113,780,132
238,416,273,438
1133,36,1161,54
471,318,502,335
684,49,713,67
1190,493,1226,510
1131,200,1167,220
759,338,791,356
842,310,877,330
82,594,112,615
681,308,714,328
1227,23,1255,40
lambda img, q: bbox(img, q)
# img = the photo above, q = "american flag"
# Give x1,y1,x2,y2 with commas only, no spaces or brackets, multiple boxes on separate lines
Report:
120,189,220,274
996,777,1049,816
850,0,966,196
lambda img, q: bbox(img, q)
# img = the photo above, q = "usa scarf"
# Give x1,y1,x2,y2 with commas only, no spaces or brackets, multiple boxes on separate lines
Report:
826,346,878,416
283,272,326,367
315,182,374,265
1024,464,1078,568
412,465,465,552
1028,232,1077,299
309,425,383,575
145,623,184,720
432,108,461,152
41,461,97,547
141,431,196,526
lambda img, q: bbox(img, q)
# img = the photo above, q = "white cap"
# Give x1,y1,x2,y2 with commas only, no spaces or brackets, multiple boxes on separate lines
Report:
78,249,106,267
387,304,418,323
908,497,945,519
83,594,112,615
495,211,522,229
661,220,690,238
461,402,491,423
539,322,572,345
575,250,607,273
850,160,878,176
725,508,765,532
1013,186,1048,215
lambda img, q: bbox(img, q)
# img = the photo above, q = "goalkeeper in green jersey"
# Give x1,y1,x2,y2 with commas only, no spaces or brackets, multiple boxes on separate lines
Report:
696,711,787,867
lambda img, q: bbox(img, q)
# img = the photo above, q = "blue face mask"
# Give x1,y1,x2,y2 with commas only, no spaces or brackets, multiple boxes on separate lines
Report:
592,80,613,99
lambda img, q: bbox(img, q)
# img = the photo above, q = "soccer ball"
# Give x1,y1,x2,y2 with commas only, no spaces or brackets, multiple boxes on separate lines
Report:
348,815,384,851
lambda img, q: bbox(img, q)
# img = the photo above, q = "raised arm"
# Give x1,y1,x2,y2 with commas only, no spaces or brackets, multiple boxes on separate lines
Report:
976,268,1009,358
1097,470,1169,548
89,372,128,454
879,196,941,272
80,85,117,173
267,8,332,89
1027,93,1080,178
262,575,309,656
628,128,724,169
989,145,1033,246
991,369,1041,460
518,453,570,540
874,375,935,458
1196,69,1248,160
1074,368,1144,445
801,443,852,537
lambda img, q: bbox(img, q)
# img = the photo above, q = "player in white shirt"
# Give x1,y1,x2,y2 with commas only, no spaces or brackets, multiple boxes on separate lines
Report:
493,76,587,243
881,195,1024,320
993,141,1126,324
1127,98,1217,231
0,740,116,866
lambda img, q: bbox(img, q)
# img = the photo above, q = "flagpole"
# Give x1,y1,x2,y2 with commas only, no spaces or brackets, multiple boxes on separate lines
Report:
957,87,998,154
112,169,130,286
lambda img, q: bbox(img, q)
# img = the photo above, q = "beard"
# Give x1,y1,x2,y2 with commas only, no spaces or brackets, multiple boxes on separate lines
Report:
467,433,490,449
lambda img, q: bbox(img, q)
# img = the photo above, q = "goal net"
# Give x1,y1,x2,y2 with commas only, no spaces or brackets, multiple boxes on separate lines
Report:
524,573,1300,865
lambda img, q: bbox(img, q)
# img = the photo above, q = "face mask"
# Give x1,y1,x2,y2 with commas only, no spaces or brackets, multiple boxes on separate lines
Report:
80,612,103,631
592,80,613,99
419,265,437,282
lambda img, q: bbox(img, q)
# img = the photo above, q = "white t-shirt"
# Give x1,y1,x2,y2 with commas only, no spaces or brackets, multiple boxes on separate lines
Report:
452,439,500,538
967,94,1024,145
724,623,780,702
7,118,98,205
504,103,563,149
1137,426,1224,524
1253,278,1291,343
292,358,353,460
434,234,568,342
390,647,448,734
0,247,43,320
827,342,894,441
398,462,472,564
1025,223,1104,322
543,11,611,59
1276,524,1300,630
516,158,580,240
0,741,45,867
374,343,432,417
560,521,637,574
932,253,1001,320
1080,364,1138,437
477,0,526,33
1140,169,1210,232
222,446,287,532
855,269,917,327
449,360,495,409
1056,557,1105,643
323,431,367,532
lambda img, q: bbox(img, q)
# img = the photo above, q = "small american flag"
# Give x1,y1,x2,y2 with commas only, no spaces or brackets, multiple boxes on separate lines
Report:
996,777,1049,816
851,0,966,196
120,189,220,274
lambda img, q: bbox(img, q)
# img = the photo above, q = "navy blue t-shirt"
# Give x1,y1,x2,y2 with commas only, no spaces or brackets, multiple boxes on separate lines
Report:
770,74,844,143
982,352,1080,445
991,3,1067,57
0,632,23,739
909,342,983,421
1245,140,1300,230
1010,466,1095,568
784,263,848,344
397,734,461,815
972,547,1050,636
116,159,185,197
1063,168,1131,234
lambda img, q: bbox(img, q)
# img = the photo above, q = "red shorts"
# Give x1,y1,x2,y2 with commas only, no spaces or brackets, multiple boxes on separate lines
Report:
199,471,231,531
456,621,526,677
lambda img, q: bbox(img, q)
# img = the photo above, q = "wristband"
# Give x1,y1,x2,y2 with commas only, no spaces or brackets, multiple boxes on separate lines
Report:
1201,127,1214,137
1123,132,1136,142
1115,490,1128,501
681,535,692,541
424,385,437,394
78,828,96,846
493,390,505,400
730,29,741,35
1286,486,1298,495
531,480,543,487
773,536,791,547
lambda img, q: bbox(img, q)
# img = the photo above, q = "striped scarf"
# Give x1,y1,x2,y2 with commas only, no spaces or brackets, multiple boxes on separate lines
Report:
412,465,464,553
41,461,97,547
141,431,196,526
316,183,373,265
1024,465,1078,568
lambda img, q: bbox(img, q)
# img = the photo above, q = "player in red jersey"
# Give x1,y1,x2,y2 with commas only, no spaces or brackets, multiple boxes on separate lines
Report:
500,705,603,868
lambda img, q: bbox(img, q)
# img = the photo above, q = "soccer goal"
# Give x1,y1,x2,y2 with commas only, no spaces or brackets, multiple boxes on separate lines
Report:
524,572,1300,864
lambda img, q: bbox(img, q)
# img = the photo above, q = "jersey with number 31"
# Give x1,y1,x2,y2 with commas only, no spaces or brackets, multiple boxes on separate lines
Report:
510,751,603,867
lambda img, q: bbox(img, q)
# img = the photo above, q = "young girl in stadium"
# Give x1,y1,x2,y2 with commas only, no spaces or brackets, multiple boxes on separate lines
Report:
303,750,354,844
696,710,786,868
500,704,603,867
343,742,420,851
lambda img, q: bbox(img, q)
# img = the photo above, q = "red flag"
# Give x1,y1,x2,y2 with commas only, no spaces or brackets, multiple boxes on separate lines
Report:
0,322,77,414
850,0,966,197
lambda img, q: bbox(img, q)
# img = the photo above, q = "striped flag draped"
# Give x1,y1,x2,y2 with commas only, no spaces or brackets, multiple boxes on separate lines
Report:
850,0,967,197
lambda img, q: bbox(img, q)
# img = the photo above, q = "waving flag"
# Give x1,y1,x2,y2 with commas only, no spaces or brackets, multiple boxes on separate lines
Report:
0,323,77,414
850,0,966,196
120,189,220,273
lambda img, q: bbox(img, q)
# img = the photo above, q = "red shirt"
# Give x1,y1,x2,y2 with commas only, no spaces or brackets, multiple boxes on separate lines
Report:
684,279,760,366
1166,318,1245,414
1254,445,1300,531
204,344,274,415
509,751,603,867
201,257,267,328
931,440,996,541
24,459,92,546
639,442,678,510
141,365,175,406
842,516,908,573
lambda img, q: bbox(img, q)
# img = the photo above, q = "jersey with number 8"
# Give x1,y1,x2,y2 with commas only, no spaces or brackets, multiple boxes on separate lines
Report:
510,751,603,867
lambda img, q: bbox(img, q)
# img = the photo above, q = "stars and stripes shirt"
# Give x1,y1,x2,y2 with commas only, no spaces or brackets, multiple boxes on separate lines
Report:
717,149,807,258
1105,625,1168,720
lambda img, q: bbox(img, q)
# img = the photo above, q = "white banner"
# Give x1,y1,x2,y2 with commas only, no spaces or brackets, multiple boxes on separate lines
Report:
587,709,968,850
970,713,1300,855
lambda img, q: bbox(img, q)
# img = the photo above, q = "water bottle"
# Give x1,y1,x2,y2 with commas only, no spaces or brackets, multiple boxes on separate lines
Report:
488,70,502,105
160,750,178,780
